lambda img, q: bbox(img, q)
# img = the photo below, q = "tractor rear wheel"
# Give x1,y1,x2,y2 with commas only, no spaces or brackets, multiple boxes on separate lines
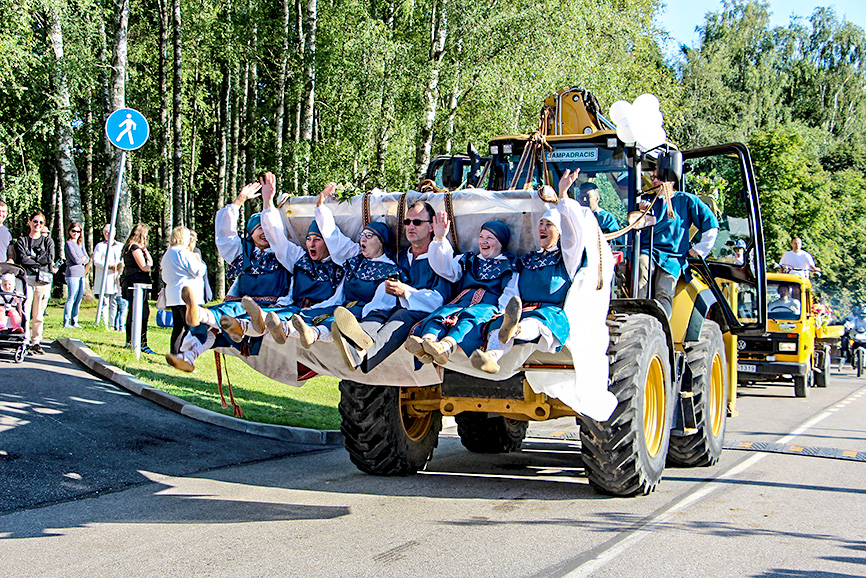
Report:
668,320,727,467
579,313,674,496
339,381,441,475
455,413,527,453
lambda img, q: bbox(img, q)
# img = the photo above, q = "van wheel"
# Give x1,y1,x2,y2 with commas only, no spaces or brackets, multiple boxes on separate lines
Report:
814,346,830,388
793,366,812,398
669,320,727,467
579,314,673,496
339,381,441,475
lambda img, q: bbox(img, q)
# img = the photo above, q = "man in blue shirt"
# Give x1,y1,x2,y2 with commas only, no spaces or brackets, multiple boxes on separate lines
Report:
639,170,719,317
578,182,620,234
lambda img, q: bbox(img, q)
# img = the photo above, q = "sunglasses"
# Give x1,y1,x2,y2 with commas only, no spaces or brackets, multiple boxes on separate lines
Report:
71,229,81,233
403,218,431,226
32,219,45,224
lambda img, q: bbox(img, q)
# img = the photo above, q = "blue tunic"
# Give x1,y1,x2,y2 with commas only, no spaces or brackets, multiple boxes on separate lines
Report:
300,255,400,324
416,253,515,354
487,248,573,351
190,248,291,348
594,209,620,234
641,192,718,278
225,249,291,301
399,251,452,305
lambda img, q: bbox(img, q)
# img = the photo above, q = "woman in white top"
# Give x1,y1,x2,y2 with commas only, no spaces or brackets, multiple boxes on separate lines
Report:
93,224,124,330
161,226,207,354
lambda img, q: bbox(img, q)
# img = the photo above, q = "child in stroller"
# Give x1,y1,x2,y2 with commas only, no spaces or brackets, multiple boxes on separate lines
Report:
0,264,28,362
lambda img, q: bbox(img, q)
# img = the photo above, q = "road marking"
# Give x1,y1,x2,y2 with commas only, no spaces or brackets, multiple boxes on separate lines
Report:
555,384,866,578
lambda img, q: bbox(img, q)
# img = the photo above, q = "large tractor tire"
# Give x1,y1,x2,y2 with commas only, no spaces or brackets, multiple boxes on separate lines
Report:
339,381,442,476
793,365,812,398
814,345,831,388
578,313,674,496
455,413,528,453
668,320,727,467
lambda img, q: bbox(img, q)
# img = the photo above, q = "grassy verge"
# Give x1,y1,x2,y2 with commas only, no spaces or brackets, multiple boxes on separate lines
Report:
43,298,341,430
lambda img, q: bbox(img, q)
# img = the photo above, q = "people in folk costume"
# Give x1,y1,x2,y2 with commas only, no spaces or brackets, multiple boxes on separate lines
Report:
219,176,344,345
470,168,589,373
165,174,292,372
287,184,402,348
329,200,451,372
405,216,518,365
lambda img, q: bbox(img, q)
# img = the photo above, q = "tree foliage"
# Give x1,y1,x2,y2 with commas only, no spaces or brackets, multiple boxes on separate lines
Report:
1,0,865,308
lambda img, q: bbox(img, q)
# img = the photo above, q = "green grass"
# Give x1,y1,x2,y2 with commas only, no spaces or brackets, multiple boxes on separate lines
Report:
43,298,341,430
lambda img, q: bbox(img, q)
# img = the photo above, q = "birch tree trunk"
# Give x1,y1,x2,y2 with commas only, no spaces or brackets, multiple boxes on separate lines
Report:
83,103,94,253
46,6,83,228
171,0,184,225
157,0,172,241
374,1,396,189
274,0,290,187
299,0,317,195
104,0,132,240
187,63,199,221
413,0,447,183
215,66,231,300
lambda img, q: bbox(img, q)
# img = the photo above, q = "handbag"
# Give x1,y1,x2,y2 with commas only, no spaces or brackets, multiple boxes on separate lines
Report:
156,287,167,310
36,269,53,285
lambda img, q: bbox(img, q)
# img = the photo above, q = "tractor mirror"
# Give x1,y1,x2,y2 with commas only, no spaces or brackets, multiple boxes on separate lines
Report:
657,150,683,182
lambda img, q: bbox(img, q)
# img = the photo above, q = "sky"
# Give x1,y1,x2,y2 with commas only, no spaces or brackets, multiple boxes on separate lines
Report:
658,0,866,56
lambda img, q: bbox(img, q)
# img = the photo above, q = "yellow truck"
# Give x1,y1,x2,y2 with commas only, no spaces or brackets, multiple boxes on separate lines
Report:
735,272,843,397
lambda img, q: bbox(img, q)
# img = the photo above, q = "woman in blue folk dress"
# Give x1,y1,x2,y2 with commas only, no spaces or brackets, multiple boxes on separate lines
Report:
218,180,344,345
288,186,401,348
470,169,589,373
405,215,518,365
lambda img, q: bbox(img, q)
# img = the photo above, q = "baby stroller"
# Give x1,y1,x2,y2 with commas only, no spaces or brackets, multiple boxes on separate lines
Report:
0,263,28,363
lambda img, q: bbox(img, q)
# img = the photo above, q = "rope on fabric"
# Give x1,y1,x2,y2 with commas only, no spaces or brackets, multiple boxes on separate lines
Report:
214,351,244,418
444,191,460,253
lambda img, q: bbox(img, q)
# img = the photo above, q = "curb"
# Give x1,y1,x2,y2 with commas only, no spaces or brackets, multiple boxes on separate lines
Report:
55,337,344,447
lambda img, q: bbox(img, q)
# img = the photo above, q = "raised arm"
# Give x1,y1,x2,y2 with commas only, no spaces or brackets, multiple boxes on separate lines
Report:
215,181,262,263
314,183,359,265
427,211,462,281
259,171,306,269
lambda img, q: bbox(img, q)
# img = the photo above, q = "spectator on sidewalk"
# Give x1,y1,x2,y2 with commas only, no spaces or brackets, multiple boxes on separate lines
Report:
13,211,55,354
63,222,90,328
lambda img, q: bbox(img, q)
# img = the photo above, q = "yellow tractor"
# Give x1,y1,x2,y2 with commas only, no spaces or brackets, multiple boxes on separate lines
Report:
250,86,769,496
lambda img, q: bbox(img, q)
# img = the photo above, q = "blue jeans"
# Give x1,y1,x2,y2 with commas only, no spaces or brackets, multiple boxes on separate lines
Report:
114,294,128,331
63,276,85,327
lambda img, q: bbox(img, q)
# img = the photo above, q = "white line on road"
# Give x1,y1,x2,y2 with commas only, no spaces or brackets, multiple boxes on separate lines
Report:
558,383,866,578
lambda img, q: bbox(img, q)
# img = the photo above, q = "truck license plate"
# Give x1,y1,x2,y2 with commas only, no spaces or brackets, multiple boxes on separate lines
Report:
737,364,756,373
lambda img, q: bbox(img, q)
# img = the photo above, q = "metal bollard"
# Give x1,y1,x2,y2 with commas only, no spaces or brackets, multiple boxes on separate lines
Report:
131,283,151,359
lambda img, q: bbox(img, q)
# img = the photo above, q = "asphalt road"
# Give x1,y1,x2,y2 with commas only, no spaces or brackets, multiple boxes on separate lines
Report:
0,341,332,516
2,342,865,578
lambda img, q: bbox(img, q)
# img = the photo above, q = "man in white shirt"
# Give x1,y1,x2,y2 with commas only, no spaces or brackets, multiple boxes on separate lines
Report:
93,224,124,330
779,237,820,277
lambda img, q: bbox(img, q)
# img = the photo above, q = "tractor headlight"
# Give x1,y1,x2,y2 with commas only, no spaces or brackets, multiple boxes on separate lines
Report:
778,342,797,352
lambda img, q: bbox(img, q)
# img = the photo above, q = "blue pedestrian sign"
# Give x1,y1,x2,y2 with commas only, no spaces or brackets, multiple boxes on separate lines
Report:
105,108,150,151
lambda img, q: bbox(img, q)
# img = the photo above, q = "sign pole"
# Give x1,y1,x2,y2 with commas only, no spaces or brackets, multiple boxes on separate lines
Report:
96,149,126,326
99,107,149,329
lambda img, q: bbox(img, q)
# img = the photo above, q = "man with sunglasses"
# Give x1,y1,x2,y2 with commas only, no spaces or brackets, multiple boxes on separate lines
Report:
330,200,451,372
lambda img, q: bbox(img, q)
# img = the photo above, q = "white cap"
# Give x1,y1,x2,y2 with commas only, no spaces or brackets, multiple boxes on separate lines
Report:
540,208,561,231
